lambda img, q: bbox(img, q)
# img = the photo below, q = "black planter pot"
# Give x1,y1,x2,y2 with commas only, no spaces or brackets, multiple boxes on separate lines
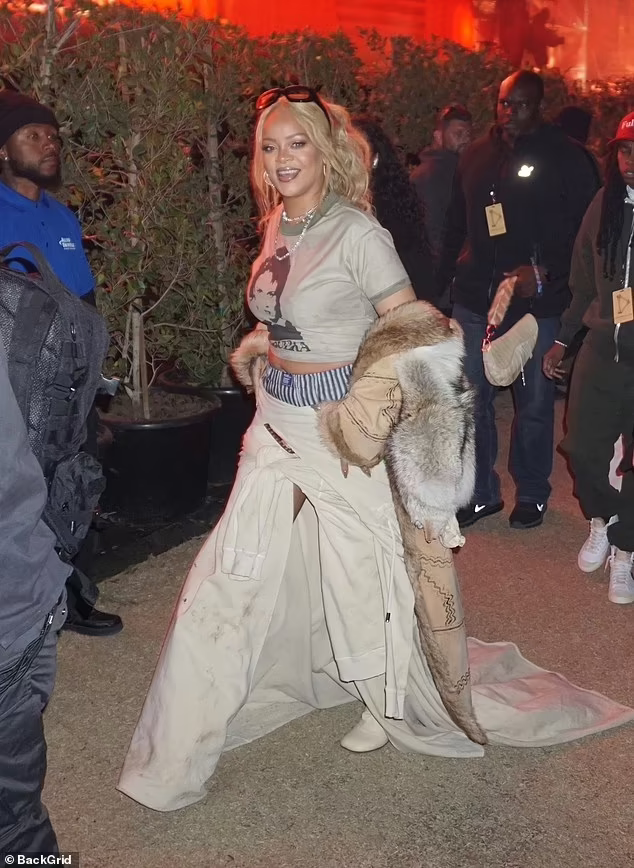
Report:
204,386,255,485
157,372,255,486
99,395,219,525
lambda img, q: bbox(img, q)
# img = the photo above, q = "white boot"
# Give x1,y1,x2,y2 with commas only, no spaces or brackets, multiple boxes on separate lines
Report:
340,708,389,753
607,547,634,605
578,516,617,573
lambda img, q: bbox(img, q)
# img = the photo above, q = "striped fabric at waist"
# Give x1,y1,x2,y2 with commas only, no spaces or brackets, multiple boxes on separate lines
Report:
263,363,352,407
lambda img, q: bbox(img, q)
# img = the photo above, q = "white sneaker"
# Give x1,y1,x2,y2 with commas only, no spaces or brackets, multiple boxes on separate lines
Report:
578,516,617,573
607,547,634,605
340,708,389,753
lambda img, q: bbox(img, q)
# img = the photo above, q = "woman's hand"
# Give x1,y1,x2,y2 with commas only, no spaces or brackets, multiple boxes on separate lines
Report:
505,265,548,299
542,343,566,380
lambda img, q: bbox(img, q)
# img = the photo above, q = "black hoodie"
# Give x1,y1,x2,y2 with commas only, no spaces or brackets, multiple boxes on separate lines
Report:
437,123,600,320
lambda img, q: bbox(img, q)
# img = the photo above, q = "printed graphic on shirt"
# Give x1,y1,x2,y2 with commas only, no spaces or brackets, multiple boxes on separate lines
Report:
248,249,310,353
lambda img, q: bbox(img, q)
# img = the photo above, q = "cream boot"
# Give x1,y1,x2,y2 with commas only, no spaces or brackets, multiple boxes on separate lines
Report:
340,708,389,753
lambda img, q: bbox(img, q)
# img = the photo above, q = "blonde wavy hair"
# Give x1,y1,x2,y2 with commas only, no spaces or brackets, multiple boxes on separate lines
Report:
251,95,372,225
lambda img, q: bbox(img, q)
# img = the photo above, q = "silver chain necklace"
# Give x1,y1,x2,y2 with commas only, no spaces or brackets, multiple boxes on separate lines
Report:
281,204,318,224
274,208,318,261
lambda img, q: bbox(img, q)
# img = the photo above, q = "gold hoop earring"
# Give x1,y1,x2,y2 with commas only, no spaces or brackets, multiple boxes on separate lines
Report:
263,171,275,188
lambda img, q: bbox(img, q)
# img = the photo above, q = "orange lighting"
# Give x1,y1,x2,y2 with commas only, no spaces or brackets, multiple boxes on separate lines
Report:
122,0,475,47
455,7,474,47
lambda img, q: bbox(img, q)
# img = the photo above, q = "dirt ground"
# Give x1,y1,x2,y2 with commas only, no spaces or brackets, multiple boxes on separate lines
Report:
44,392,634,868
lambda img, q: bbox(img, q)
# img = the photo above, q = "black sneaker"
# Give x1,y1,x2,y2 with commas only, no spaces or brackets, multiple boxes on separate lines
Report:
509,502,547,529
457,501,504,528
61,601,123,637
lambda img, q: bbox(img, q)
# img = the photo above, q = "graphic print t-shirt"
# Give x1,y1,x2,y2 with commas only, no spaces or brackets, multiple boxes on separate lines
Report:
246,193,410,364
248,252,310,353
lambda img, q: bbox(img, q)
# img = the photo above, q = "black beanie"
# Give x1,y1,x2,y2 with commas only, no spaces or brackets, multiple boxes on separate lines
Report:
0,90,59,148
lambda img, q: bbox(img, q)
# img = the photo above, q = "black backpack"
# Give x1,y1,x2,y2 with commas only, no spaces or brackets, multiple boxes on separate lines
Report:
0,242,110,559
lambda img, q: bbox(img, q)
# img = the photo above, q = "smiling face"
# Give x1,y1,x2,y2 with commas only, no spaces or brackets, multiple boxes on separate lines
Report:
0,123,62,196
261,102,325,218
617,141,634,187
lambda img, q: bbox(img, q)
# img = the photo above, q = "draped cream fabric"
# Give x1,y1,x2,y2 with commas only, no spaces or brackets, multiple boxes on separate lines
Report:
118,388,634,813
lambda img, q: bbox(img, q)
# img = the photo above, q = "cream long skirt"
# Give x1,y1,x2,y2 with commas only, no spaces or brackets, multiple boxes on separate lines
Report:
118,389,634,812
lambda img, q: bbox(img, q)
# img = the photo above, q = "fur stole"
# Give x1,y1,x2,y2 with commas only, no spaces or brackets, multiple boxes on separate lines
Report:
318,300,476,548
230,327,269,394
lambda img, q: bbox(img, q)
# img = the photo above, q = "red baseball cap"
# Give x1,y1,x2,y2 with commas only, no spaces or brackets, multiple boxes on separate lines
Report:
610,111,634,145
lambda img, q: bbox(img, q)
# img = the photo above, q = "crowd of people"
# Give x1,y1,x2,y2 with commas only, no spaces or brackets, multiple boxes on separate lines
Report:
1,67,633,854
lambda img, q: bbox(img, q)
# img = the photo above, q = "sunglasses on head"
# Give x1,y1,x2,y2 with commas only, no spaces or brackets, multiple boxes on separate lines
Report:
255,85,332,129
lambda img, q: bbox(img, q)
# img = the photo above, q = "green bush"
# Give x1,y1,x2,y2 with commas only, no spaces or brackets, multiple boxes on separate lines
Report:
0,2,630,406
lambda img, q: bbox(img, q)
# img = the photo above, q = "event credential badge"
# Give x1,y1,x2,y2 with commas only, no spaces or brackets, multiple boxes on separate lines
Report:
485,203,507,237
613,288,634,325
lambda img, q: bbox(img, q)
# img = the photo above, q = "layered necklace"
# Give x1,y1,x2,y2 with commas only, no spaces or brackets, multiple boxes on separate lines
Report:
274,203,319,261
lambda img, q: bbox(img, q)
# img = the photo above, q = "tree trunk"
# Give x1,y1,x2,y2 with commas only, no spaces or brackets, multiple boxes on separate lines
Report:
203,59,232,386
119,33,149,417
130,305,150,419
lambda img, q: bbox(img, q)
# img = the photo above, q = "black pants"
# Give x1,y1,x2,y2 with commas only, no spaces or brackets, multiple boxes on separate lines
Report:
66,531,99,612
0,594,67,855
561,341,634,551
66,401,101,612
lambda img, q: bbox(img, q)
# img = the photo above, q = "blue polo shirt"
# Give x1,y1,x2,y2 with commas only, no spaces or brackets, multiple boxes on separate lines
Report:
0,182,95,298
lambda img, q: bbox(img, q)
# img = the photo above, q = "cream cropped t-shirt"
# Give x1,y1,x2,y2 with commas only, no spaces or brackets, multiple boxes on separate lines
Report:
246,193,410,364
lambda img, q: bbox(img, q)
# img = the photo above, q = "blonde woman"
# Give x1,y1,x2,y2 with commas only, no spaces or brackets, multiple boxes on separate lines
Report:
118,87,634,813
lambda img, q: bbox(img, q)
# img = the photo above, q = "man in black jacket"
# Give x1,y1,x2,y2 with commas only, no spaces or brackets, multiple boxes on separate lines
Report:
438,70,599,530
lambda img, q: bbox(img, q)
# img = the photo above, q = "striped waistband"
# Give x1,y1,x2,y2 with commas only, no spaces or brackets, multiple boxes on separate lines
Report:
263,364,352,407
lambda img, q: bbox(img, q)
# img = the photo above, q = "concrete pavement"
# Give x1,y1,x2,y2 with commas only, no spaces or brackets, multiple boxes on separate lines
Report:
44,392,634,868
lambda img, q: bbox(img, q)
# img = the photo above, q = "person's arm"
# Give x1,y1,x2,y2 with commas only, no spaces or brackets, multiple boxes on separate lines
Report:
375,287,417,316
543,195,599,378
0,342,69,647
558,197,600,344
435,164,467,301
511,141,602,300
69,210,97,299
346,221,414,313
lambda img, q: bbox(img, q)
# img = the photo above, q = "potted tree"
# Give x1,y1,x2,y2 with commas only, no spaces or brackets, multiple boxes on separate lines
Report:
82,15,254,520
8,0,565,523
0,2,249,522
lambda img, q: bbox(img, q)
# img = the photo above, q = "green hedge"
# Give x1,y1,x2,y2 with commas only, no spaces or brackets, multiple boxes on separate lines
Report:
0,4,630,384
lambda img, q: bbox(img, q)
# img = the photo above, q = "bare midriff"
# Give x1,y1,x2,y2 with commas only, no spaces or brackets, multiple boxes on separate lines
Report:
267,348,353,375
